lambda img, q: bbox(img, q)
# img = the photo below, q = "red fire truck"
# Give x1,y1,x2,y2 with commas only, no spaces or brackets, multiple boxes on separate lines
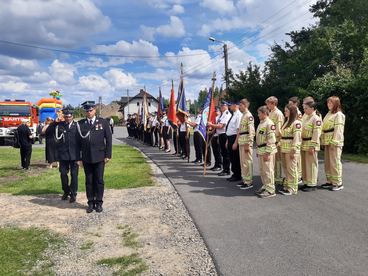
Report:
0,99,39,145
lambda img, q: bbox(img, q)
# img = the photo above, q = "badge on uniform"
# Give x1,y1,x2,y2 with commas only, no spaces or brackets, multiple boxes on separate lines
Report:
249,116,253,121
296,123,301,129
316,120,321,126
271,125,276,130
259,130,265,134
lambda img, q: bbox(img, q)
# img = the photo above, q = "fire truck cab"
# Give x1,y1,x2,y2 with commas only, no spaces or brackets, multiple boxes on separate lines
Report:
0,99,38,145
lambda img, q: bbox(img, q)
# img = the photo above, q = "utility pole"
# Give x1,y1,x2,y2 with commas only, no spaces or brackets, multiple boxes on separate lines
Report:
223,43,230,91
98,96,102,117
209,37,230,91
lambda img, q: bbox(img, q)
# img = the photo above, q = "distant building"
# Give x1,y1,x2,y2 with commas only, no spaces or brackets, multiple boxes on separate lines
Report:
118,89,158,120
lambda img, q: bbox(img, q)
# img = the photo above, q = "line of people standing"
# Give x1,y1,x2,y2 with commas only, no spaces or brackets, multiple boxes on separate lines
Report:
131,95,345,199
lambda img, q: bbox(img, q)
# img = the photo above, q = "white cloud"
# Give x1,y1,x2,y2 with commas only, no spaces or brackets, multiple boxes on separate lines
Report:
141,16,186,41
170,4,185,14
200,0,235,14
103,68,137,89
0,0,110,59
79,74,111,92
0,80,28,92
49,59,76,85
0,55,39,76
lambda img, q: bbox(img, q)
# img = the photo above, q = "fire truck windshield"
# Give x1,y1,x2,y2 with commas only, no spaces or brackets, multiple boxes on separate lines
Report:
0,105,31,116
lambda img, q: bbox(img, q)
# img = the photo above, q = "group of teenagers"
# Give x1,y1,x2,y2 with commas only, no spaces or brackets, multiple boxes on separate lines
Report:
127,95,345,198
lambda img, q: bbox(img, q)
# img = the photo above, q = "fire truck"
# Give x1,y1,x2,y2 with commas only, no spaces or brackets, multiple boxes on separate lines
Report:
0,99,39,145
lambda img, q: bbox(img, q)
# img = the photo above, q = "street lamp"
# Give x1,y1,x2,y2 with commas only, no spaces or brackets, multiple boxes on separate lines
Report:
209,37,230,92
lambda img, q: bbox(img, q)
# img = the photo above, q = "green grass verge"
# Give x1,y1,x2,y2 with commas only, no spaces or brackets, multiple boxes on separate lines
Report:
0,227,63,276
118,225,140,249
0,145,153,195
97,253,148,276
318,151,368,164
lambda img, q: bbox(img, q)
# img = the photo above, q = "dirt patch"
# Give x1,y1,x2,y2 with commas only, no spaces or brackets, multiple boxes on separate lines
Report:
0,160,217,275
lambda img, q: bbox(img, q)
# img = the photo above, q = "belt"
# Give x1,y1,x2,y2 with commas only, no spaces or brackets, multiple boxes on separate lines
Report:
239,131,249,135
257,143,267,148
281,137,293,140
323,128,334,133
302,137,312,141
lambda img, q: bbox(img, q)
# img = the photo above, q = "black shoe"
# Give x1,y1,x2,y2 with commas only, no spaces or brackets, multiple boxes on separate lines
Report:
191,159,199,163
240,183,254,190
218,171,230,176
213,167,222,172
320,183,333,189
227,176,242,182
61,193,69,200
95,204,103,213
200,162,211,167
181,155,187,159
301,185,316,192
279,187,292,196
69,196,76,203
86,204,94,213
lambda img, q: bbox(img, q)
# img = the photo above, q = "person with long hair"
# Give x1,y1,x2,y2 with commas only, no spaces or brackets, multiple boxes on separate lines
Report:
279,104,302,195
300,99,322,192
42,117,58,169
320,96,346,191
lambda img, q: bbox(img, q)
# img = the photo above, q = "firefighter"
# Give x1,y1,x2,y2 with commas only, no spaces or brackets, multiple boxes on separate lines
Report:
320,96,345,191
279,104,302,195
255,106,277,198
300,99,321,192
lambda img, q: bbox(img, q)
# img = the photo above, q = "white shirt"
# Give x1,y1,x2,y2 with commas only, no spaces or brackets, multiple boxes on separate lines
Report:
226,109,242,136
216,110,232,135
87,116,96,125
152,117,158,127
194,114,201,132
213,115,220,137
180,118,191,132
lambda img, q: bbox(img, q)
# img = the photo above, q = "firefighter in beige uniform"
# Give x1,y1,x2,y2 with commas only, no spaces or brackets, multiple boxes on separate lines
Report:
233,99,255,189
288,96,304,180
255,106,277,198
266,96,285,184
320,96,345,191
279,104,302,195
300,100,321,192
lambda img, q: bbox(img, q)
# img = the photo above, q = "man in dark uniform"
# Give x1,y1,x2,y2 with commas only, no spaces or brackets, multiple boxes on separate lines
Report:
16,118,33,170
78,101,112,213
55,109,81,203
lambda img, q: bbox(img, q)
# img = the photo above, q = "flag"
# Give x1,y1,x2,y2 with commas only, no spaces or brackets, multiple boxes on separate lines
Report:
157,88,164,119
176,77,188,122
142,91,149,131
198,87,216,142
167,80,177,127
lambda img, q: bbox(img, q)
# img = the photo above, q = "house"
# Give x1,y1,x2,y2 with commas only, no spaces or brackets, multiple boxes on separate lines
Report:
119,89,158,120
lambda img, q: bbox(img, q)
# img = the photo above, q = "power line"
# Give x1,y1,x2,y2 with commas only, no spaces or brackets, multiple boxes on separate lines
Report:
0,39,220,59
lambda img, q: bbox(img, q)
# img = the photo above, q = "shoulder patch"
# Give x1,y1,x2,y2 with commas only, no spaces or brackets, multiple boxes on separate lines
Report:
296,123,301,129
316,120,321,126
249,116,253,121
271,124,276,130
298,114,303,119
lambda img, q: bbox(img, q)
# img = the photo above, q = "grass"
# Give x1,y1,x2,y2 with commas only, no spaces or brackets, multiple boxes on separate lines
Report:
80,241,94,251
97,253,148,276
318,151,368,164
0,145,153,195
0,227,63,276
119,225,140,249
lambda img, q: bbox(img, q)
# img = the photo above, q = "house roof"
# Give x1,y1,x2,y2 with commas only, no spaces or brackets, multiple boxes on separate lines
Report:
118,89,158,112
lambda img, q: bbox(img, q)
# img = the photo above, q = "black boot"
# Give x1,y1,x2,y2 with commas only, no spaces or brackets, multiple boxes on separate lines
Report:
95,203,103,213
86,203,94,213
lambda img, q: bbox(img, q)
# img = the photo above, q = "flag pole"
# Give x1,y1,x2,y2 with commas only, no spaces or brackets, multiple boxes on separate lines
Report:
204,71,217,175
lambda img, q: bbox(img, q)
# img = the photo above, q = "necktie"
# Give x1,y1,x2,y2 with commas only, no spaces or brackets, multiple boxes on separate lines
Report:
89,120,93,126
226,113,233,132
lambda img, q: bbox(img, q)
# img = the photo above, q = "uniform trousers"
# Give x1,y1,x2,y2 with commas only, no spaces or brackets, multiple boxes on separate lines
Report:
211,135,222,168
83,161,105,205
227,135,240,178
274,145,283,184
258,153,276,193
239,145,253,184
59,160,79,197
301,150,318,187
324,145,343,186
281,152,299,194
20,145,32,169
219,133,230,172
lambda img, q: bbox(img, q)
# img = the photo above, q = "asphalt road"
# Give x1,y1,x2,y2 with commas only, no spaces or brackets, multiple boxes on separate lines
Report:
119,127,368,276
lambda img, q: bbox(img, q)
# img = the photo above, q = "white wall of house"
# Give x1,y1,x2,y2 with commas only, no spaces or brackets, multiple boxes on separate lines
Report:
122,98,158,118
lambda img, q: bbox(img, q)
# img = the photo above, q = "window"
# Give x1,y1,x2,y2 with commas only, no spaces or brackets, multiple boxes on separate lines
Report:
148,102,151,107
137,102,139,106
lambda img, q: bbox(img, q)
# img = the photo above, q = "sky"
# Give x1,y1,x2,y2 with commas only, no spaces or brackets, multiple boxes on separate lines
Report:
0,0,319,106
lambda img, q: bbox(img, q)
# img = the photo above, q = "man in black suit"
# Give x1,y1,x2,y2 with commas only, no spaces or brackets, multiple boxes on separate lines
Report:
78,101,112,213
16,119,33,170
55,109,81,203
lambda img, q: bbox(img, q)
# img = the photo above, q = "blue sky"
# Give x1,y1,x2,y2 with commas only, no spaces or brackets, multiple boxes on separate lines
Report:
0,0,318,106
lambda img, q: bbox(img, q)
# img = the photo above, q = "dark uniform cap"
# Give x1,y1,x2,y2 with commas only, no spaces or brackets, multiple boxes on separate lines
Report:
62,108,74,116
229,101,239,105
81,101,96,110
221,101,230,106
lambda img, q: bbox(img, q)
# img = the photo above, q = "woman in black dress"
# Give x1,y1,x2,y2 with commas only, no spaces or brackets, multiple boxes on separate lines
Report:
42,117,58,168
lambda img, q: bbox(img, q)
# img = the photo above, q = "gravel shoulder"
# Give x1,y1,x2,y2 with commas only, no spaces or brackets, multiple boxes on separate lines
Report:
0,142,217,275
